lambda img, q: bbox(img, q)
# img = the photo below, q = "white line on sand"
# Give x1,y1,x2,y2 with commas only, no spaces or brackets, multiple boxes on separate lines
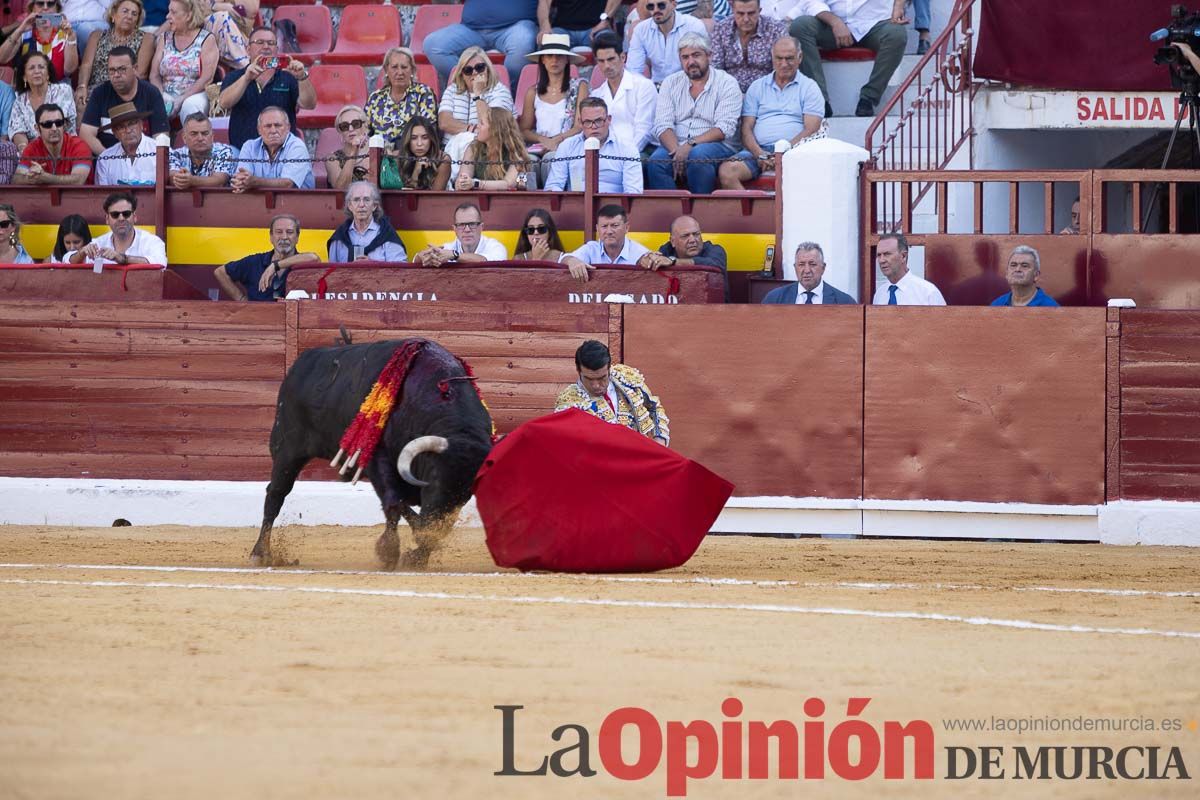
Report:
2,577,1198,640
0,563,1196,598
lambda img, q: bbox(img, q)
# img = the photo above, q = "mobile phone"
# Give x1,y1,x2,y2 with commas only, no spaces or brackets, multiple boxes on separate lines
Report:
761,245,775,277
38,12,64,26
257,55,291,70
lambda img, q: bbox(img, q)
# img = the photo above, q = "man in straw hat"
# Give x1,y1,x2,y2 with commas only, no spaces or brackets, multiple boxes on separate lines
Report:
95,101,157,185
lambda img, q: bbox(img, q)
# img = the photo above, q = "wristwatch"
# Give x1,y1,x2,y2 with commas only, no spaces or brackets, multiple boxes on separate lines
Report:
598,12,609,21
472,178,481,190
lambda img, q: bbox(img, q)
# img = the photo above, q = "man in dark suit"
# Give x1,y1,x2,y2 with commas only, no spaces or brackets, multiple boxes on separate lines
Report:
762,242,856,304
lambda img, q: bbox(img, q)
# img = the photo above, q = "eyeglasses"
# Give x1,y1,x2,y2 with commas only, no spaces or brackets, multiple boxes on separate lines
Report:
108,209,134,219
454,220,482,229
38,118,66,128
0,220,13,229
337,119,366,132
462,63,488,75
524,224,548,235
580,117,606,128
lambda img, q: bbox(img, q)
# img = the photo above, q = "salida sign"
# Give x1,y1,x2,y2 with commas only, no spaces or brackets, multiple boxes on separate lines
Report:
1076,94,1190,123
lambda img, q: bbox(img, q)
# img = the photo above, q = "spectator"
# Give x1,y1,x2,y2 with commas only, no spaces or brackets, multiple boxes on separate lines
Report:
143,0,166,27
149,0,217,119
0,203,35,263
76,0,154,114
454,106,532,191
14,102,91,184
679,0,731,18
512,207,567,262
626,0,706,84
519,34,588,176
167,110,235,187
710,0,789,92
589,32,657,154
50,213,93,261
199,0,253,71
214,213,320,301
544,96,642,193
910,0,930,54
562,203,657,281
1061,199,1080,234
67,191,167,265
382,116,450,191
80,45,169,154
647,33,741,194
991,245,1059,307
95,101,156,184
424,0,539,89
412,202,508,265
761,241,854,303
326,181,408,263
218,26,314,151
63,1,110,57
324,104,370,190
554,339,670,445
366,47,437,145
230,105,314,192
0,81,13,137
872,233,944,305
623,0,651,51
790,0,908,117
8,52,76,150
438,46,513,145
0,2,79,80
537,0,621,47
718,36,822,189
656,214,729,299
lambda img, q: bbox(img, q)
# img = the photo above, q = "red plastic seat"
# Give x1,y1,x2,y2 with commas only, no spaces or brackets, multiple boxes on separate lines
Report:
270,5,332,65
747,173,776,191
820,47,876,62
312,126,343,188
374,62,442,98
411,5,462,64
297,64,368,129
324,5,402,65
514,63,579,112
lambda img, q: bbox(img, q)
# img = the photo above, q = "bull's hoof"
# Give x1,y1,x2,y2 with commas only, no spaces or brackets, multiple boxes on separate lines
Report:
399,546,431,570
375,534,401,572
249,552,266,567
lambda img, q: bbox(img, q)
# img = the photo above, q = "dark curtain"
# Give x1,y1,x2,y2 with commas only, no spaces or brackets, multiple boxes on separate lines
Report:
974,0,1181,91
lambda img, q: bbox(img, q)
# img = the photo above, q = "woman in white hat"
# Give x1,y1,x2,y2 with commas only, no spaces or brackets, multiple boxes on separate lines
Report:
518,33,587,182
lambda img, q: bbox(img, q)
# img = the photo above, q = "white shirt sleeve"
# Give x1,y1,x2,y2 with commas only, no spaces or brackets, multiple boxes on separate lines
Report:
140,233,168,267
480,237,509,261
633,77,658,151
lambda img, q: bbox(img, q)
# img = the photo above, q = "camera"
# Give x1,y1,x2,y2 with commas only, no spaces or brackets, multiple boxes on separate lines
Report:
1152,5,1200,69
37,12,64,26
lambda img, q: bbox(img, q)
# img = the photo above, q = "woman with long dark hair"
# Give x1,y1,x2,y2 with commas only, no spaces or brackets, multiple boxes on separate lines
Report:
512,208,567,264
385,115,449,190
51,213,92,262
519,34,586,182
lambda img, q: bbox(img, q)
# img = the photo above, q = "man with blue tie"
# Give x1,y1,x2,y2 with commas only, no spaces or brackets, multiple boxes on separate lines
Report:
871,233,945,306
761,241,855,304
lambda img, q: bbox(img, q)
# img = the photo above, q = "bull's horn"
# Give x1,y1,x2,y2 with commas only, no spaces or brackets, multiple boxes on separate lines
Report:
397,436,449,487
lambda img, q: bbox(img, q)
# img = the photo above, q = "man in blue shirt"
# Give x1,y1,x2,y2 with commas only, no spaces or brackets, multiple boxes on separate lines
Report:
424,0,540,89
719,37,824,189
218,27,316,150
544,97,643,193
562,203,659,281
231,107,315,192
213,214,321,301
168,112,237,188
990,245,1060,307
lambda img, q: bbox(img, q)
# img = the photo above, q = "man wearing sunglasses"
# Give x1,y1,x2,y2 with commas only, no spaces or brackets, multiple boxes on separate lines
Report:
627,0,706,83
14,102,92,185
544,97,642,193
66,191,167,266
219,26,316,151
414,202,507,266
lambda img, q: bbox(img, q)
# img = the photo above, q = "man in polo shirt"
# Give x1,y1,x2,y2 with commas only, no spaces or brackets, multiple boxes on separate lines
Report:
14,103,92,185
544,97,642,193
626,0,707,83
95,102,157,185
656,214,729,300
79,46,169,155
413,203,508,266
214,214,322,301
218,27,316,151
561,204,658,282
718,37,823,189
231,107,315,192
67,191,167,267
990,245,1060,307
590,32,658,154
168,112,237,188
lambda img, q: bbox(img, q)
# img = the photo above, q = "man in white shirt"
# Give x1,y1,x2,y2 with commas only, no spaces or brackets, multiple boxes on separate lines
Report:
871,233,945,306
562,204,659,282
544,97,643,193
789,0,909,117
95,103,157,185
67,191,168,267
413,202,508,265
626,0,708,83
590,31,658,153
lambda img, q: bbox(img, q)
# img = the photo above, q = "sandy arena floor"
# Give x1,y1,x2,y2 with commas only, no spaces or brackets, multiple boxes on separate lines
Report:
1,524,1198,799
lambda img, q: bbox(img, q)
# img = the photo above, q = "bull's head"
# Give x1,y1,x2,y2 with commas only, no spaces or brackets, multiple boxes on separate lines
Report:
397,436,449,487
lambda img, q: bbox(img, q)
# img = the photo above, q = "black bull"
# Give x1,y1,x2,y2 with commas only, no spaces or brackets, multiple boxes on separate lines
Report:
250,339,494,569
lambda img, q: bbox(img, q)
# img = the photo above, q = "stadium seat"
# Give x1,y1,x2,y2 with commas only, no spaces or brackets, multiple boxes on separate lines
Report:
513,63,579,110
270,5,333,65
410,5,462,64
820,47,876,62
311,127,342,188
298,65,368,129
374,62,442,98
324,4,402,66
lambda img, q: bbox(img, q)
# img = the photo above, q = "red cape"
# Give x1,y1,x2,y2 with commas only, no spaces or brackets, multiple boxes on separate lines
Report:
474,408,735,573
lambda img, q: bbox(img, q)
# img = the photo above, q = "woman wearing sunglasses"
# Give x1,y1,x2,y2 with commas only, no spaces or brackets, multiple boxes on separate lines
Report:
0,0,79,82
437,45,512,145
8,51,76,150
0,205,35,264
512,208,568,264
325,104,371,190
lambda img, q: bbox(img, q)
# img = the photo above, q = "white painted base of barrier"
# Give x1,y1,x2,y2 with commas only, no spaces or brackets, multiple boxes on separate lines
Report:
0,479,1193,546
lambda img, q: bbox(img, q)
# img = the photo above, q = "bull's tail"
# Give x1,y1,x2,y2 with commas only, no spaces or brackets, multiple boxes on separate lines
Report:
397,435,449,487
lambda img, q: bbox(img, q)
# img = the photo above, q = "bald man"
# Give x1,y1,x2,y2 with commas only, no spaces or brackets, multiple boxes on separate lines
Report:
651,215,729,301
